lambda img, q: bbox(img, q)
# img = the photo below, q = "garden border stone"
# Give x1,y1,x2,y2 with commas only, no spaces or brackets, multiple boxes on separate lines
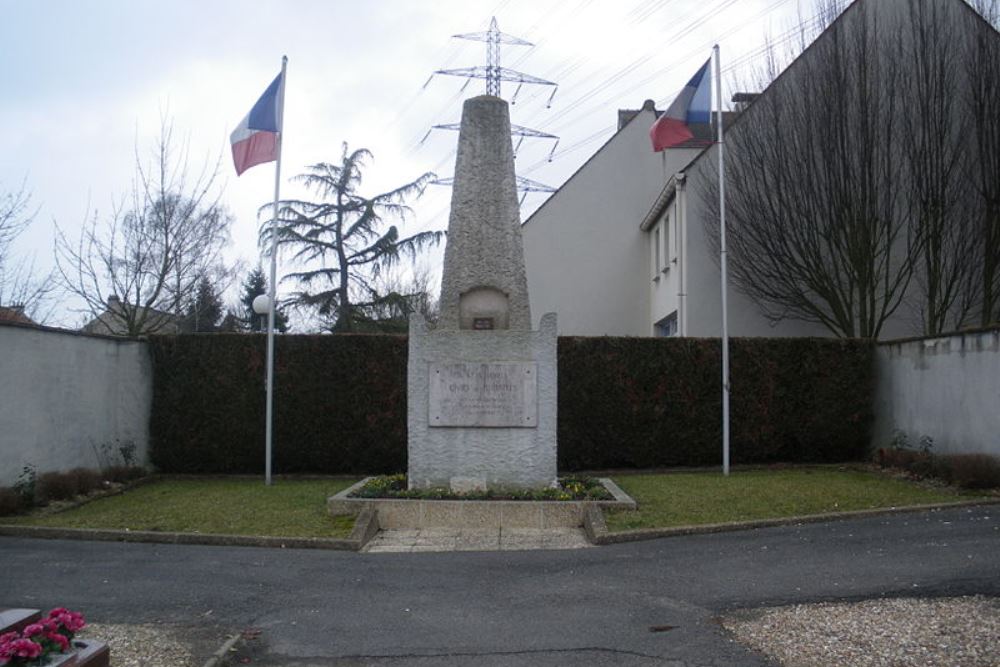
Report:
327,477,636,530
587,497,1000,545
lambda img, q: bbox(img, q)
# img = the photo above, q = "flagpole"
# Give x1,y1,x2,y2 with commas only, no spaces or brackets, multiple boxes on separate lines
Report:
714,44,731,477
265,55,287,487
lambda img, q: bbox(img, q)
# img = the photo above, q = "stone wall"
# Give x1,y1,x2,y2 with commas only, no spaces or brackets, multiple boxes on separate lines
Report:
873,328,1000,457
0,323,152,486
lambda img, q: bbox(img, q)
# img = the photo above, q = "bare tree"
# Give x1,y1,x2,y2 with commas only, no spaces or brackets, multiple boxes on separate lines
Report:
901,0,979,334
964,0,1000,325
706,1,914,338
0,182,56,322
55,121,233,335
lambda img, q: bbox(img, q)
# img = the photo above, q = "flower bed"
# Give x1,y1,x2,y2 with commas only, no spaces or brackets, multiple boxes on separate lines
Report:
350,474,613,501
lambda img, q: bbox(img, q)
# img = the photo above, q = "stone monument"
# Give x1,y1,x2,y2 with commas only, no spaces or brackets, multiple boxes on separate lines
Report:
407,94,557,492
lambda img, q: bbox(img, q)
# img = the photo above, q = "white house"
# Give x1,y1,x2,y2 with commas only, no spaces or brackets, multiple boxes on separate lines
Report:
522,101,705,336
523,0,997,339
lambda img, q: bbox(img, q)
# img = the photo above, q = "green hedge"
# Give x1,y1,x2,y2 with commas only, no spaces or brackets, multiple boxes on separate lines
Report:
149,334,408,474
557,337,874,470
149,335,874,474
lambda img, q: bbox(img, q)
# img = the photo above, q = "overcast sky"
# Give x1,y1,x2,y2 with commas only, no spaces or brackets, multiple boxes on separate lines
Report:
1,0,816,326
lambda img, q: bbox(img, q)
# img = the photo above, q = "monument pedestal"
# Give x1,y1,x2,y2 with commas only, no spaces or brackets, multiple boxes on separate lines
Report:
407,313,557,491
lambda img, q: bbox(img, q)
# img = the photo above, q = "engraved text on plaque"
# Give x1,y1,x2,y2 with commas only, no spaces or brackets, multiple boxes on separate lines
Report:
429,362,537,427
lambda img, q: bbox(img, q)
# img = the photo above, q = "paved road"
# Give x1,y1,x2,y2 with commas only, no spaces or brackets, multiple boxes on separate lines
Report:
2,506,998,666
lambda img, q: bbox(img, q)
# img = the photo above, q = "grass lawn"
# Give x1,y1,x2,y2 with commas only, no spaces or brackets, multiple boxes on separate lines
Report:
3,478,358,539
606,468,988,532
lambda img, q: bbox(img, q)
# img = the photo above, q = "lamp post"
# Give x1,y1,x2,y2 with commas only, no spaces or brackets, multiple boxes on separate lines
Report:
252,294,270,333
251,294,274,485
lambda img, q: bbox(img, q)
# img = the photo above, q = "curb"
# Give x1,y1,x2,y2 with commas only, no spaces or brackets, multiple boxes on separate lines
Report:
588,497,1000,545
201,632,243,667
0,524,361,551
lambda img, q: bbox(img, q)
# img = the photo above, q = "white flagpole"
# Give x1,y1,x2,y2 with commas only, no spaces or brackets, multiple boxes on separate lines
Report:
265,55,287,487
714,44,731,477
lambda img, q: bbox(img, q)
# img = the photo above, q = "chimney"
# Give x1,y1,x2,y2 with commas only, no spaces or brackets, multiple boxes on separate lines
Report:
731,92,759,111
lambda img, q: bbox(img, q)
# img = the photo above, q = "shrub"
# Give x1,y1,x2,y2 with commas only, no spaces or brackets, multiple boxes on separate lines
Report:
35,472,78,503
0,487,23,516
102,465,146,484
944,454,1000,489
68,467,102,495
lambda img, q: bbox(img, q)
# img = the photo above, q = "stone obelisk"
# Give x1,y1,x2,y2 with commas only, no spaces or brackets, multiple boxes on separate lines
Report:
407,95,558,491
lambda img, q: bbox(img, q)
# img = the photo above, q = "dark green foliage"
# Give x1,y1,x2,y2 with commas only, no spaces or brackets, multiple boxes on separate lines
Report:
557,337,875,470
148,335,874,475
239,268,289,333
351,474,612,500
148,333,408,474
267,143,441,333
180,276,225,332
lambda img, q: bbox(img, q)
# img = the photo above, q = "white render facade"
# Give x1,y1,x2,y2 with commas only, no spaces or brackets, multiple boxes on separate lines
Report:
522,101,702,337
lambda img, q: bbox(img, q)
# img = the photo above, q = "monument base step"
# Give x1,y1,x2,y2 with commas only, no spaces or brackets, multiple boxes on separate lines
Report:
329,477,636,531
363,527,592,553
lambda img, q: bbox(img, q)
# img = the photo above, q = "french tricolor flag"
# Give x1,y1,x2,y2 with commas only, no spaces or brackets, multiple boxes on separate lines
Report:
231,71,284,176
650,58,712,152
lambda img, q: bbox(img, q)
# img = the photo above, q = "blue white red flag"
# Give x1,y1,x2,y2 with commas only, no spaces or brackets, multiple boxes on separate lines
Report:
231,72,284,176
650,59,711,151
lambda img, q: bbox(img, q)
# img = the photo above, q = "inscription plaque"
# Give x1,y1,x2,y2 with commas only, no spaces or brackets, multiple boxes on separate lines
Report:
429,362,537,427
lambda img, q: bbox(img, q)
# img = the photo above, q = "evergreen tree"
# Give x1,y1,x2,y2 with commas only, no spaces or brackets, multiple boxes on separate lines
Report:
240,267,288,332
181,276,224,332
263,143,440,332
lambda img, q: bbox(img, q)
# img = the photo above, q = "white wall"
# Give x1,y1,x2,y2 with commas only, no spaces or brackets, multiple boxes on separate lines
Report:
523,106,700,336
873,329,1000,457
0,324,152,487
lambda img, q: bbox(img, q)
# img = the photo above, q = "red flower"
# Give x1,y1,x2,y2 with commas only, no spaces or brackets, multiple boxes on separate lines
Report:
53,611,86,633
19,625,43,639
45,632,70,652
7,638,43,659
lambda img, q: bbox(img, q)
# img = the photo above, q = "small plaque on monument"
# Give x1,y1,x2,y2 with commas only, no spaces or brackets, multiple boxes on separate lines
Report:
429,362,537,427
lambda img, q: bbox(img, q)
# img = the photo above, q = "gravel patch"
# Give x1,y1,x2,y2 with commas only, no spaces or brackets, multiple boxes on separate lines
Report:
78,623,197,667
723,596,1000,667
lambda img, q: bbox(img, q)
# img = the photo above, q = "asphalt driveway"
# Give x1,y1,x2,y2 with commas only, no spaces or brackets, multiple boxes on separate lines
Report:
2,505,997,666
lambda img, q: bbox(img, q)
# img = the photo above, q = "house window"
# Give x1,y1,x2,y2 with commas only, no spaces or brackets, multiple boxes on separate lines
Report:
654,312,678,337
651,225,661,281
662,212,670,268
